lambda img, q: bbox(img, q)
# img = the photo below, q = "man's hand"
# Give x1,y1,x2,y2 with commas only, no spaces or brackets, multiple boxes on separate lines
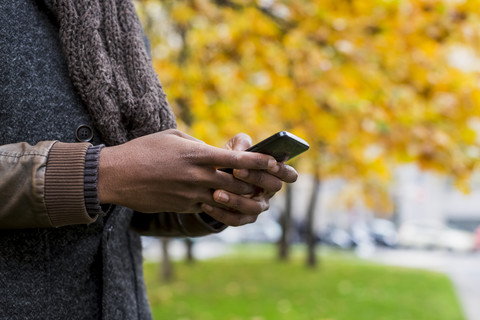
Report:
200,133,298,226
97,129,279,215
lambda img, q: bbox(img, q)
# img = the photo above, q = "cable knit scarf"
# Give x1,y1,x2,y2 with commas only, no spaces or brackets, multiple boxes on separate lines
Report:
50,0,177,146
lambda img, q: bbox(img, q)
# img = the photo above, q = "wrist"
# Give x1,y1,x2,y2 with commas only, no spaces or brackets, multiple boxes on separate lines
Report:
97,146,117,205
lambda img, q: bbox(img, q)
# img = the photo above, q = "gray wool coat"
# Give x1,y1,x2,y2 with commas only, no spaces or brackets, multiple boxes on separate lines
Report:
0,1,224,319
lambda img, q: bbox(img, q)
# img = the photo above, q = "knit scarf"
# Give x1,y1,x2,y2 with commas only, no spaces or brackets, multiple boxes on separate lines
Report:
50,0,177,146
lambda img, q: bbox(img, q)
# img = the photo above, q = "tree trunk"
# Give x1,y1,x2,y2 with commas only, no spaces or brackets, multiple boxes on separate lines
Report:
305,171,321,268
278,183,293,261
184,238,195,264
161,238,174,281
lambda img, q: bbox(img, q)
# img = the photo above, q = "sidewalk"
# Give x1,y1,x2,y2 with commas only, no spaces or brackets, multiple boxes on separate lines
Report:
368,248,480,320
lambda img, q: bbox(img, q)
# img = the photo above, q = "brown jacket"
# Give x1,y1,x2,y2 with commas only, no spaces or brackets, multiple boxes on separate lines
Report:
0,141,89,228
0,140,225,235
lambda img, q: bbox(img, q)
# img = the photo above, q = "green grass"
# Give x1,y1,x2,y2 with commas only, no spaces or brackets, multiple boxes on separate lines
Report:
143,245,465,320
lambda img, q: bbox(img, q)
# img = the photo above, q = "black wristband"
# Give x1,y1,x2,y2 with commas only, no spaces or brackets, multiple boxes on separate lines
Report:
84,144,107,217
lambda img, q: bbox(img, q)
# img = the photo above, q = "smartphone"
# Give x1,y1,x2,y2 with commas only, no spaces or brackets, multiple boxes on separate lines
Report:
220,131,309,174
246,131,309,162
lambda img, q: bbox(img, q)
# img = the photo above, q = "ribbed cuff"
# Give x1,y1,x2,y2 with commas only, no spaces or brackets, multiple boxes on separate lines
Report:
44,142,96,227
198,212,227,230
84,145,108,218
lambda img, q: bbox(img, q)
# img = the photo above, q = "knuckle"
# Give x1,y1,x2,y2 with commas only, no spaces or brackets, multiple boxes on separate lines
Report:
242,215,258,225
250,203,264,216
167,129,185,139
256,198,269,213
255,154,268,168
181,148,197,164
263,201,270,212
230,197,242,210
230,152,242,167
241,183,254,195
272,180,283,192
236,132,251,141
254,171,265,186
188,146,211,165
202,148,217,163
229,219,243,227
214,210,228,224
236,133,253,147
231,215,257,227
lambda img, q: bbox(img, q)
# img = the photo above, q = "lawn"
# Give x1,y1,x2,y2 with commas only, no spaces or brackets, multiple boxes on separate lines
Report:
143,245,465,320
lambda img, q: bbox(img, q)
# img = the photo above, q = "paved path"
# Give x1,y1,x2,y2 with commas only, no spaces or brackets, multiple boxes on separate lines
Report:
368,248,480,320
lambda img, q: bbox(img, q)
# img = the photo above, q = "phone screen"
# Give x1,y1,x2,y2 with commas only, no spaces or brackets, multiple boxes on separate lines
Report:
247,131,309,162
219,131,309,174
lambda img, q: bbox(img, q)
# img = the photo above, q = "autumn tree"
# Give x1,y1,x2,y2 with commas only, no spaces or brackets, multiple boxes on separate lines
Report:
135,0,480,267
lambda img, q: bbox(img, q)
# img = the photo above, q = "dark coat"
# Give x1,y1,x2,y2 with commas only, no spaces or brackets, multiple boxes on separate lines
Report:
0,1,223,319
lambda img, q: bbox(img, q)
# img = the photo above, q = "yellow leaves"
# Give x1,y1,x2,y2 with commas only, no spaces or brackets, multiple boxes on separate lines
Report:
135,0,480,199
170,2,196,26
222,6,281,42
250,9,281,38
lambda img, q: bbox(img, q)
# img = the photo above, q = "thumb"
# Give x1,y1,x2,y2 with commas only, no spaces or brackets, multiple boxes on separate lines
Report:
225,133,253,151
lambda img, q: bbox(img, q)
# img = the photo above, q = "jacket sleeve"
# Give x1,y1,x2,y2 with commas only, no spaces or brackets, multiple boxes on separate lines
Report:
0,141,97,229
0,140,226,233
130,211,227,238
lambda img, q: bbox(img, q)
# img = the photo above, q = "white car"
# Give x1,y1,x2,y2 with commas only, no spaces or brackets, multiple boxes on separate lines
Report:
397,223,475,253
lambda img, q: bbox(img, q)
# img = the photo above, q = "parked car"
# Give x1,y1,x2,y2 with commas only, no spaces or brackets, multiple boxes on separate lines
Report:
320,226,354,249
320,223,376,250
397,223,475,252
369,219,398,248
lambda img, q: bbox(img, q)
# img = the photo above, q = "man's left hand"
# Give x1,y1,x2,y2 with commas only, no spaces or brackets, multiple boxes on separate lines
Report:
200,133,298,226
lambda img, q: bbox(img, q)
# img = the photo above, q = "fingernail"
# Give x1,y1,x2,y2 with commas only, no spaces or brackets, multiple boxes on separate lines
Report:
268,159,277,170
234,169,248,178
270,163,280,173
202,204,213,213
216,192,229,203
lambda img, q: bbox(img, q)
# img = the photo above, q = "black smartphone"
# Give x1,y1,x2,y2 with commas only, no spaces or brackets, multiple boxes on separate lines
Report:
220,131,309,174
246,131,309,162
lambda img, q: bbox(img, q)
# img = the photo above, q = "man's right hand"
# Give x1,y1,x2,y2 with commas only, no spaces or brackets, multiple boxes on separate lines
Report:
97,129,278,217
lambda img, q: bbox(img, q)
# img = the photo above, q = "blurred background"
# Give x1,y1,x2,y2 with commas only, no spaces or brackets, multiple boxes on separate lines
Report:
133,1,480,319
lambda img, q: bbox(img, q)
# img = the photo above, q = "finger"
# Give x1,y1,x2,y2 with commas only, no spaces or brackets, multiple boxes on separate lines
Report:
198,146,277,171
211,190,270,216
233,169,283,194
200,204,259,227
266,163,298,183
227,133,253,151
212,170,255,195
